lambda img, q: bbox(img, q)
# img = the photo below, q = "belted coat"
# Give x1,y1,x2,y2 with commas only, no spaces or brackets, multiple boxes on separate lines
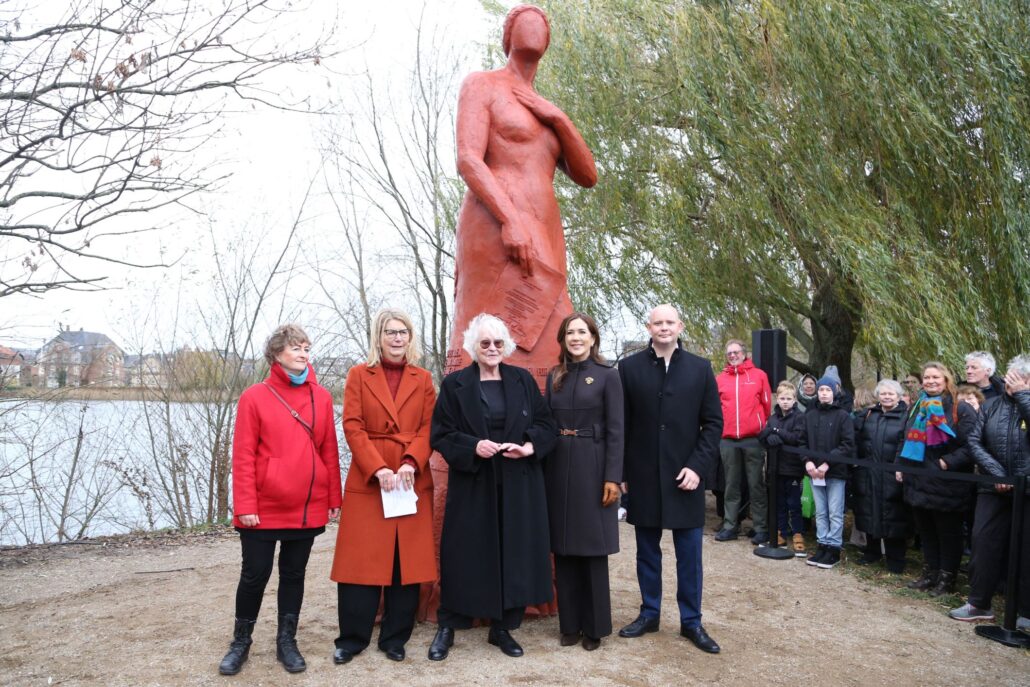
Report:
619,343,723,530
430,362,558,619
544,359,624,556
330,362,437,586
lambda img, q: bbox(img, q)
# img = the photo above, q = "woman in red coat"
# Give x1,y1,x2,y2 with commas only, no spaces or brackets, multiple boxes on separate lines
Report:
330,309,437,664
219,324,342,676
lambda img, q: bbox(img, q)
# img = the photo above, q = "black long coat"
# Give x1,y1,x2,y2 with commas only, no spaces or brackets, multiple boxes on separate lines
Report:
544,359,624,556
852,402,912,539
758,404,806,477
430,362,558,618
896,396,976,512
619,344,723,530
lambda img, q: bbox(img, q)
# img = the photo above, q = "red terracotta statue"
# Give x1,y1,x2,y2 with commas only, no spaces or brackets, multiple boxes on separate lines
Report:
444,3,597,387
427,4,598,622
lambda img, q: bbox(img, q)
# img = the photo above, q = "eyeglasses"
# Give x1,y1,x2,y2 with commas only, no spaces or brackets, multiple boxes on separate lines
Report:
479,339,505,350
726,349,744,357
384,328,410,338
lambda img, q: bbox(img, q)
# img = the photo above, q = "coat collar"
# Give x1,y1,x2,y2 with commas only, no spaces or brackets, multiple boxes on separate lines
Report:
266,362,317,391
453,362,526,439
363,363,420,426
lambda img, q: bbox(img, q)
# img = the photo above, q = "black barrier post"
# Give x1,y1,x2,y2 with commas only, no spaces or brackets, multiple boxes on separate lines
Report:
754,445,793,560
975,474,1030,648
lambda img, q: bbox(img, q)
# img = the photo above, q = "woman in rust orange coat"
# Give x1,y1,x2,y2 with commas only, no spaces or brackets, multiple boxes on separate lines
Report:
330,309,437,664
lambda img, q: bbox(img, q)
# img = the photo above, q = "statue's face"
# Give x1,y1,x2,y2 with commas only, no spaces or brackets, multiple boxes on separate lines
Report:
509,10,549,58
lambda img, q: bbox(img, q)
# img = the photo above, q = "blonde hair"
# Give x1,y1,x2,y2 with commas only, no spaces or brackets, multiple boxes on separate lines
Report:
775,381,796,397
263,324,310,365
367,309,421,367
922,361,958,399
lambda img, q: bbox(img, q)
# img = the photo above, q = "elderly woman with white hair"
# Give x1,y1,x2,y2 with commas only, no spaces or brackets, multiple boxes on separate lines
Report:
427,313,557,661
852,379,912,573
949,354,1030,625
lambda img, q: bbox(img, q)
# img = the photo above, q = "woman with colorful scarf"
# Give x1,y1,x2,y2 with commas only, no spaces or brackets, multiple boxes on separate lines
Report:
894,362,976,596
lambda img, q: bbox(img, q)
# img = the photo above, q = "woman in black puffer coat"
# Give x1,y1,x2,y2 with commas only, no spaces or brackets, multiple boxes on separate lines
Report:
853,379,910,573
895,362,976,596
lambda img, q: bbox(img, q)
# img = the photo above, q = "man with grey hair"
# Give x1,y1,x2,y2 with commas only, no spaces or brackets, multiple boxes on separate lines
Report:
949,354,1030,628
965,351,1005,402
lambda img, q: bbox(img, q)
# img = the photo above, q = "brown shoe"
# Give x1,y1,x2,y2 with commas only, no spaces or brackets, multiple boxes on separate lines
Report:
777,532,787,547
792,533,807,557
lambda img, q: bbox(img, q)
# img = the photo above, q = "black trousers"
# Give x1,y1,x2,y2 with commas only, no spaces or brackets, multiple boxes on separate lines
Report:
436,605,525,631
968,492,1030,615
864,537,908,572
335,539,420,652
235,536,315,621
911,507,964,574
555,554,612,639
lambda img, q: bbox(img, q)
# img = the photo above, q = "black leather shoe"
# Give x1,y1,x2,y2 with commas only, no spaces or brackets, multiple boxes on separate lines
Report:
381,646,405,662
560,633,580,647
487,628,524,657
581,635,601,651
680,624,720,653
714,528,739,542
427,627,453,661
618,615,659,638
332,648,354,665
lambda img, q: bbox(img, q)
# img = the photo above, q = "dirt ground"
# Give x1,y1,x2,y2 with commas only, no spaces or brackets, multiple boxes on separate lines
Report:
2,506,1027,687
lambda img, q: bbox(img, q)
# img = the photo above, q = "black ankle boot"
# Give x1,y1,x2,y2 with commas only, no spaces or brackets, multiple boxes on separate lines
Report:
218,618,255,675
276,613,306,673
928,570,956,597
906,566,939,591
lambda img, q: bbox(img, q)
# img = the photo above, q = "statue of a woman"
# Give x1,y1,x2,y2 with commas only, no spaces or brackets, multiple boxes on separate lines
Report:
445,4,597,388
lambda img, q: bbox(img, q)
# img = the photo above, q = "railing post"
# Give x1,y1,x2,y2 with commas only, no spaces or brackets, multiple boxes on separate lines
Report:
975,474,1029,648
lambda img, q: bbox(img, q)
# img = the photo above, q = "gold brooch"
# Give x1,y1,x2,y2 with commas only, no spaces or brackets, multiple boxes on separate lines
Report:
585,377,594,385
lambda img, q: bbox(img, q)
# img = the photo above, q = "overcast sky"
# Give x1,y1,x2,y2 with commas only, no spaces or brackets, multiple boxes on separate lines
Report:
1,0,502,351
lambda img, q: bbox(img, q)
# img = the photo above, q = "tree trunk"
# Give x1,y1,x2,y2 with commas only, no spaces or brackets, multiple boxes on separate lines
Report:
808,270,862,392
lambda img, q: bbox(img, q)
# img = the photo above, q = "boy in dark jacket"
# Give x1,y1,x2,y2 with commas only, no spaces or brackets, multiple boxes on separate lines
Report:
759,382,807,556
800,376,856,569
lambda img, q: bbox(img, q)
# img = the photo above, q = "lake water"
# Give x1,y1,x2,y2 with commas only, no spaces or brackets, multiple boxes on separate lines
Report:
0,398,349,546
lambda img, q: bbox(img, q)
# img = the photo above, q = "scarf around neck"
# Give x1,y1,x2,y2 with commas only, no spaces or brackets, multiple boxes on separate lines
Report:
899,392,955,462
286,365,309,386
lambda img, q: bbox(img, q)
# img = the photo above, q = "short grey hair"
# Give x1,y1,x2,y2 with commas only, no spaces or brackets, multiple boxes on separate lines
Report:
874,379,905,398
965,351,996,375
263,324,310,365
1006,354,1030,378
462,313,517,360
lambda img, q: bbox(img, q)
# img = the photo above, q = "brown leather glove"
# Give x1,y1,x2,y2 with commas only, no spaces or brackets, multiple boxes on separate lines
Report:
602,481,621,507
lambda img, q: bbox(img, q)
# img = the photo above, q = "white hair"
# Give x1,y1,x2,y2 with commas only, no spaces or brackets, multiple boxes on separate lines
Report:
1006,354,1030,378
874,379,905,398
461,313,517,360
965,351,996,375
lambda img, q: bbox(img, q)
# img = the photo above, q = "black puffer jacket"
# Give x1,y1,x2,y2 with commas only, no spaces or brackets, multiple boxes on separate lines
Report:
896,396,976,512
852,402,911,538
758,404,806,477
968,390,1030,494
799,401,855,481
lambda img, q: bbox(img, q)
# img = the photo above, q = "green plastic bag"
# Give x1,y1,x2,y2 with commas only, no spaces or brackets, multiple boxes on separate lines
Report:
801,476,815,519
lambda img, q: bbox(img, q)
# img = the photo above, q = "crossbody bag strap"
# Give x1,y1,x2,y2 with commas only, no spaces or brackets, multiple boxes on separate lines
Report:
263,382,315,440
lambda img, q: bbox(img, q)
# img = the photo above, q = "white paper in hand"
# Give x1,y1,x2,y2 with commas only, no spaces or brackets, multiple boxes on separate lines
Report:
381,487,418,518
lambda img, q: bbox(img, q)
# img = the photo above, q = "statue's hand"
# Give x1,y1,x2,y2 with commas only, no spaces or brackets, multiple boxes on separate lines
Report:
513,85,563,126
501,221,536,277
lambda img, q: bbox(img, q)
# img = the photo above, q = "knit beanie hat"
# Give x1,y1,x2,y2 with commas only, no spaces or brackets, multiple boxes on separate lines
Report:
822,365,842,387
816,375,837,391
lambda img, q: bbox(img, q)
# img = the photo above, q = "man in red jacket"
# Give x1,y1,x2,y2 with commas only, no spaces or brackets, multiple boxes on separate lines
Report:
714,339,772,544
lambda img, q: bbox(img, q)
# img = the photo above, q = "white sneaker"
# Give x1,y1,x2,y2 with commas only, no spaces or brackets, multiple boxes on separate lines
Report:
1017,616,1029,632
617,507,627,522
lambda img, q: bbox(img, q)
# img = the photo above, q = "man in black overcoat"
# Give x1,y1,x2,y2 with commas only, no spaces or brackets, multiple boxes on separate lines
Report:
617,304,723,654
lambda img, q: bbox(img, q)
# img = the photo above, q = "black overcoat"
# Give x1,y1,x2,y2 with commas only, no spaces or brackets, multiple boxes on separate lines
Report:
619,344,723,530
544,359,624,556
852,402,912,539
430,362,558,618
896,396,976,512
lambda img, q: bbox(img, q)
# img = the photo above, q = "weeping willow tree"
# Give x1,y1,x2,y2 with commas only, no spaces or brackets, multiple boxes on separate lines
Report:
527,0,1029,387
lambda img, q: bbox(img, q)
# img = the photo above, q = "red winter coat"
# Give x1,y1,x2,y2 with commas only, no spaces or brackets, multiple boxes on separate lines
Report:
231,363,343,529
716,358,771,440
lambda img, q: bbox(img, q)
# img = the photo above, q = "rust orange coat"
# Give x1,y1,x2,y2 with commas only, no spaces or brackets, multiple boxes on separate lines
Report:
330,362,437,586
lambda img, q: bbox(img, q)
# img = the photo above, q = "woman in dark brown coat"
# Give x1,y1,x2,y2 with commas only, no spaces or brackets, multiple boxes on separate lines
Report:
544,312,624,651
